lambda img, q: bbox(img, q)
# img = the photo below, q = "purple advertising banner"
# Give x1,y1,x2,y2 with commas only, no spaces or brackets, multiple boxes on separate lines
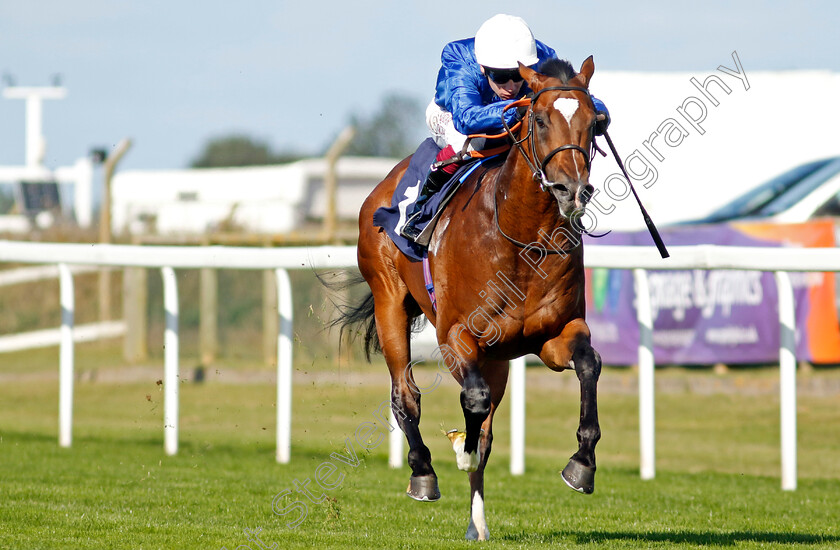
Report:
583,221,840,365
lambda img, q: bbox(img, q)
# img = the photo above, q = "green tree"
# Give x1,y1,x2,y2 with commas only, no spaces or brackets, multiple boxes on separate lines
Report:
341,92,425,159
190,135,303,168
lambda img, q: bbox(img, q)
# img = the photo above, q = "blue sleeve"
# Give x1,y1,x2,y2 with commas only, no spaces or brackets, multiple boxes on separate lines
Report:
592,96,608,115
535,40,557,65
434,39,608,135
435,40,517,135
450,96,516,136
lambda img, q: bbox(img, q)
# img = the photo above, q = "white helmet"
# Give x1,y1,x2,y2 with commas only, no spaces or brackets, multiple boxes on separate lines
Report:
474,14,539,69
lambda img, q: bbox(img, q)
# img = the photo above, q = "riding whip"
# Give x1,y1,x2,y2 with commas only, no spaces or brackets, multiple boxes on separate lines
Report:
600,130,670,259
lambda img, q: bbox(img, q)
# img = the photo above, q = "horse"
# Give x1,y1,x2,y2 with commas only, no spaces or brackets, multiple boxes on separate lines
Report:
339,57,603,541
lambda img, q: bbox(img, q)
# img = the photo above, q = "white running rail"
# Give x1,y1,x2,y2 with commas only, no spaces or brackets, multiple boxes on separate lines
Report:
2,240,838,490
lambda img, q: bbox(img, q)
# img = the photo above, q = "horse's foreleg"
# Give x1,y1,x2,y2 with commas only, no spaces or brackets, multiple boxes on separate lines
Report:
562,342,602,494
540,319,602,494
464,360,508,541
445,368,489,473
440,326,489,473
465,448,489,541
459,368,491,472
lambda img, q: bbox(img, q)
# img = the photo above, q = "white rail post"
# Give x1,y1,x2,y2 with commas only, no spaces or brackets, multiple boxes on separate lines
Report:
58,263,74,448
275,268,293,464
388,405,403,468
775,271,797,491
161,267,179,456
510,355,526,475
634,268,656,480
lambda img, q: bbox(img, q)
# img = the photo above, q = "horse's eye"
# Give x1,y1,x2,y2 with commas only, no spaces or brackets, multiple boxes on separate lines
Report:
535,116,547,129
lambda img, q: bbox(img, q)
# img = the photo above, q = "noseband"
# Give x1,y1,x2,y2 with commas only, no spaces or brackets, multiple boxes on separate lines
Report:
502,86,596,190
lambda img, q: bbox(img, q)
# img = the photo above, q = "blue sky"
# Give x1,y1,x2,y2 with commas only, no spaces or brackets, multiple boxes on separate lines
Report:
0,1,836,171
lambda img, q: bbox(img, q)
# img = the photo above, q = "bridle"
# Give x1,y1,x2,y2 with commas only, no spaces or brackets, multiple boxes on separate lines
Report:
493,84,601,254
496,83,669,259
501,85,596,191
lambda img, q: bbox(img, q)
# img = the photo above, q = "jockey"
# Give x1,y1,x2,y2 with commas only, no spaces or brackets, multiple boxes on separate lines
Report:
401,14,610,242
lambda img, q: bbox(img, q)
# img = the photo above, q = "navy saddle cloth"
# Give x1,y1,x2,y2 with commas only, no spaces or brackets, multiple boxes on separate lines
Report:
372,138,495,261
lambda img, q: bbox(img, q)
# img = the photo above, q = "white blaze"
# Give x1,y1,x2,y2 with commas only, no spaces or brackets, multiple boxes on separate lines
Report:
552,97,582,178
553,98,579,124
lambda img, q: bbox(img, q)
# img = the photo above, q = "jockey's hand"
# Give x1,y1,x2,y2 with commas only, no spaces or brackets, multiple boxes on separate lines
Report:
514,92,533,121
516,105,528,121
595,111,610,136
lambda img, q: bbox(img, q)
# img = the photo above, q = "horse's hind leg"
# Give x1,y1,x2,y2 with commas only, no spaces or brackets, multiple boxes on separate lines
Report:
464,360,508,541
371,285,440,501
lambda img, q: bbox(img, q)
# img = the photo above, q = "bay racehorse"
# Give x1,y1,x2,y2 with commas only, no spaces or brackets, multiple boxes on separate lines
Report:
340,57,603,541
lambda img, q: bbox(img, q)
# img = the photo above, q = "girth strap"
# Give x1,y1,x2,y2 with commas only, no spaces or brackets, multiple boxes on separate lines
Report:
422,256,437,313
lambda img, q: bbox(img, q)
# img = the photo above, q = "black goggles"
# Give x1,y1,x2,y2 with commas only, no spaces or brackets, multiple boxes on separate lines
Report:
483,66,524,84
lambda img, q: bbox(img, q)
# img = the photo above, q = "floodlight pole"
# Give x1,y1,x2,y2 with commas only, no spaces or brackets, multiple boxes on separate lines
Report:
2,86,67,169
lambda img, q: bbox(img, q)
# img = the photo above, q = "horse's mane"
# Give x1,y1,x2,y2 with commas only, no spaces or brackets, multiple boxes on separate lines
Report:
537,58,576,83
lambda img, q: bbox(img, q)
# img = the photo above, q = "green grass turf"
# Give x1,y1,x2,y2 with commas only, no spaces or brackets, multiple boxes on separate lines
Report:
1,365,839,549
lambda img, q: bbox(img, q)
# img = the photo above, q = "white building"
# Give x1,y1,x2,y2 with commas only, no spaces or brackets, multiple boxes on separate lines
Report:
111,156,398,236
585,64,840,231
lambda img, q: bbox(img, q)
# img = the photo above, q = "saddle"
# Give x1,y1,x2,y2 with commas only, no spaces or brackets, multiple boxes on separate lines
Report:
372,138,508,261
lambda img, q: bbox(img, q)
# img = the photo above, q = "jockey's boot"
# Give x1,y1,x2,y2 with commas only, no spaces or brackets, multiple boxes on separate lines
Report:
400,167,449,242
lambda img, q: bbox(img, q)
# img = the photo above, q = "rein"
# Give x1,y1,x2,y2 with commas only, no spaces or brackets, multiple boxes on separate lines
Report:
493,190,578,255
479,166,580,257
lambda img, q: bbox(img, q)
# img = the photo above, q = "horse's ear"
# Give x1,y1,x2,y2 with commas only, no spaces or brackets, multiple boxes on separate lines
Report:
578,55,595,87
519,62,545,91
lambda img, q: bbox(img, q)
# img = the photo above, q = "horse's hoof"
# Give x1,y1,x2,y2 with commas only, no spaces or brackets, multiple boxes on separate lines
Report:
561,458,596,494
465,518,490,541
446,429,480,472
406,474,441,502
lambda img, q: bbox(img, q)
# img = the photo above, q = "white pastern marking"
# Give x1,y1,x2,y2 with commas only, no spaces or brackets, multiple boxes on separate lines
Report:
553,98,579,124
460,450,479,472
451,434,480,472
470,492,489,540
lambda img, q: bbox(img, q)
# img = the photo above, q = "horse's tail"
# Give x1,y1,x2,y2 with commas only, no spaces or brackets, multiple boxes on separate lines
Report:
318,271,381,361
